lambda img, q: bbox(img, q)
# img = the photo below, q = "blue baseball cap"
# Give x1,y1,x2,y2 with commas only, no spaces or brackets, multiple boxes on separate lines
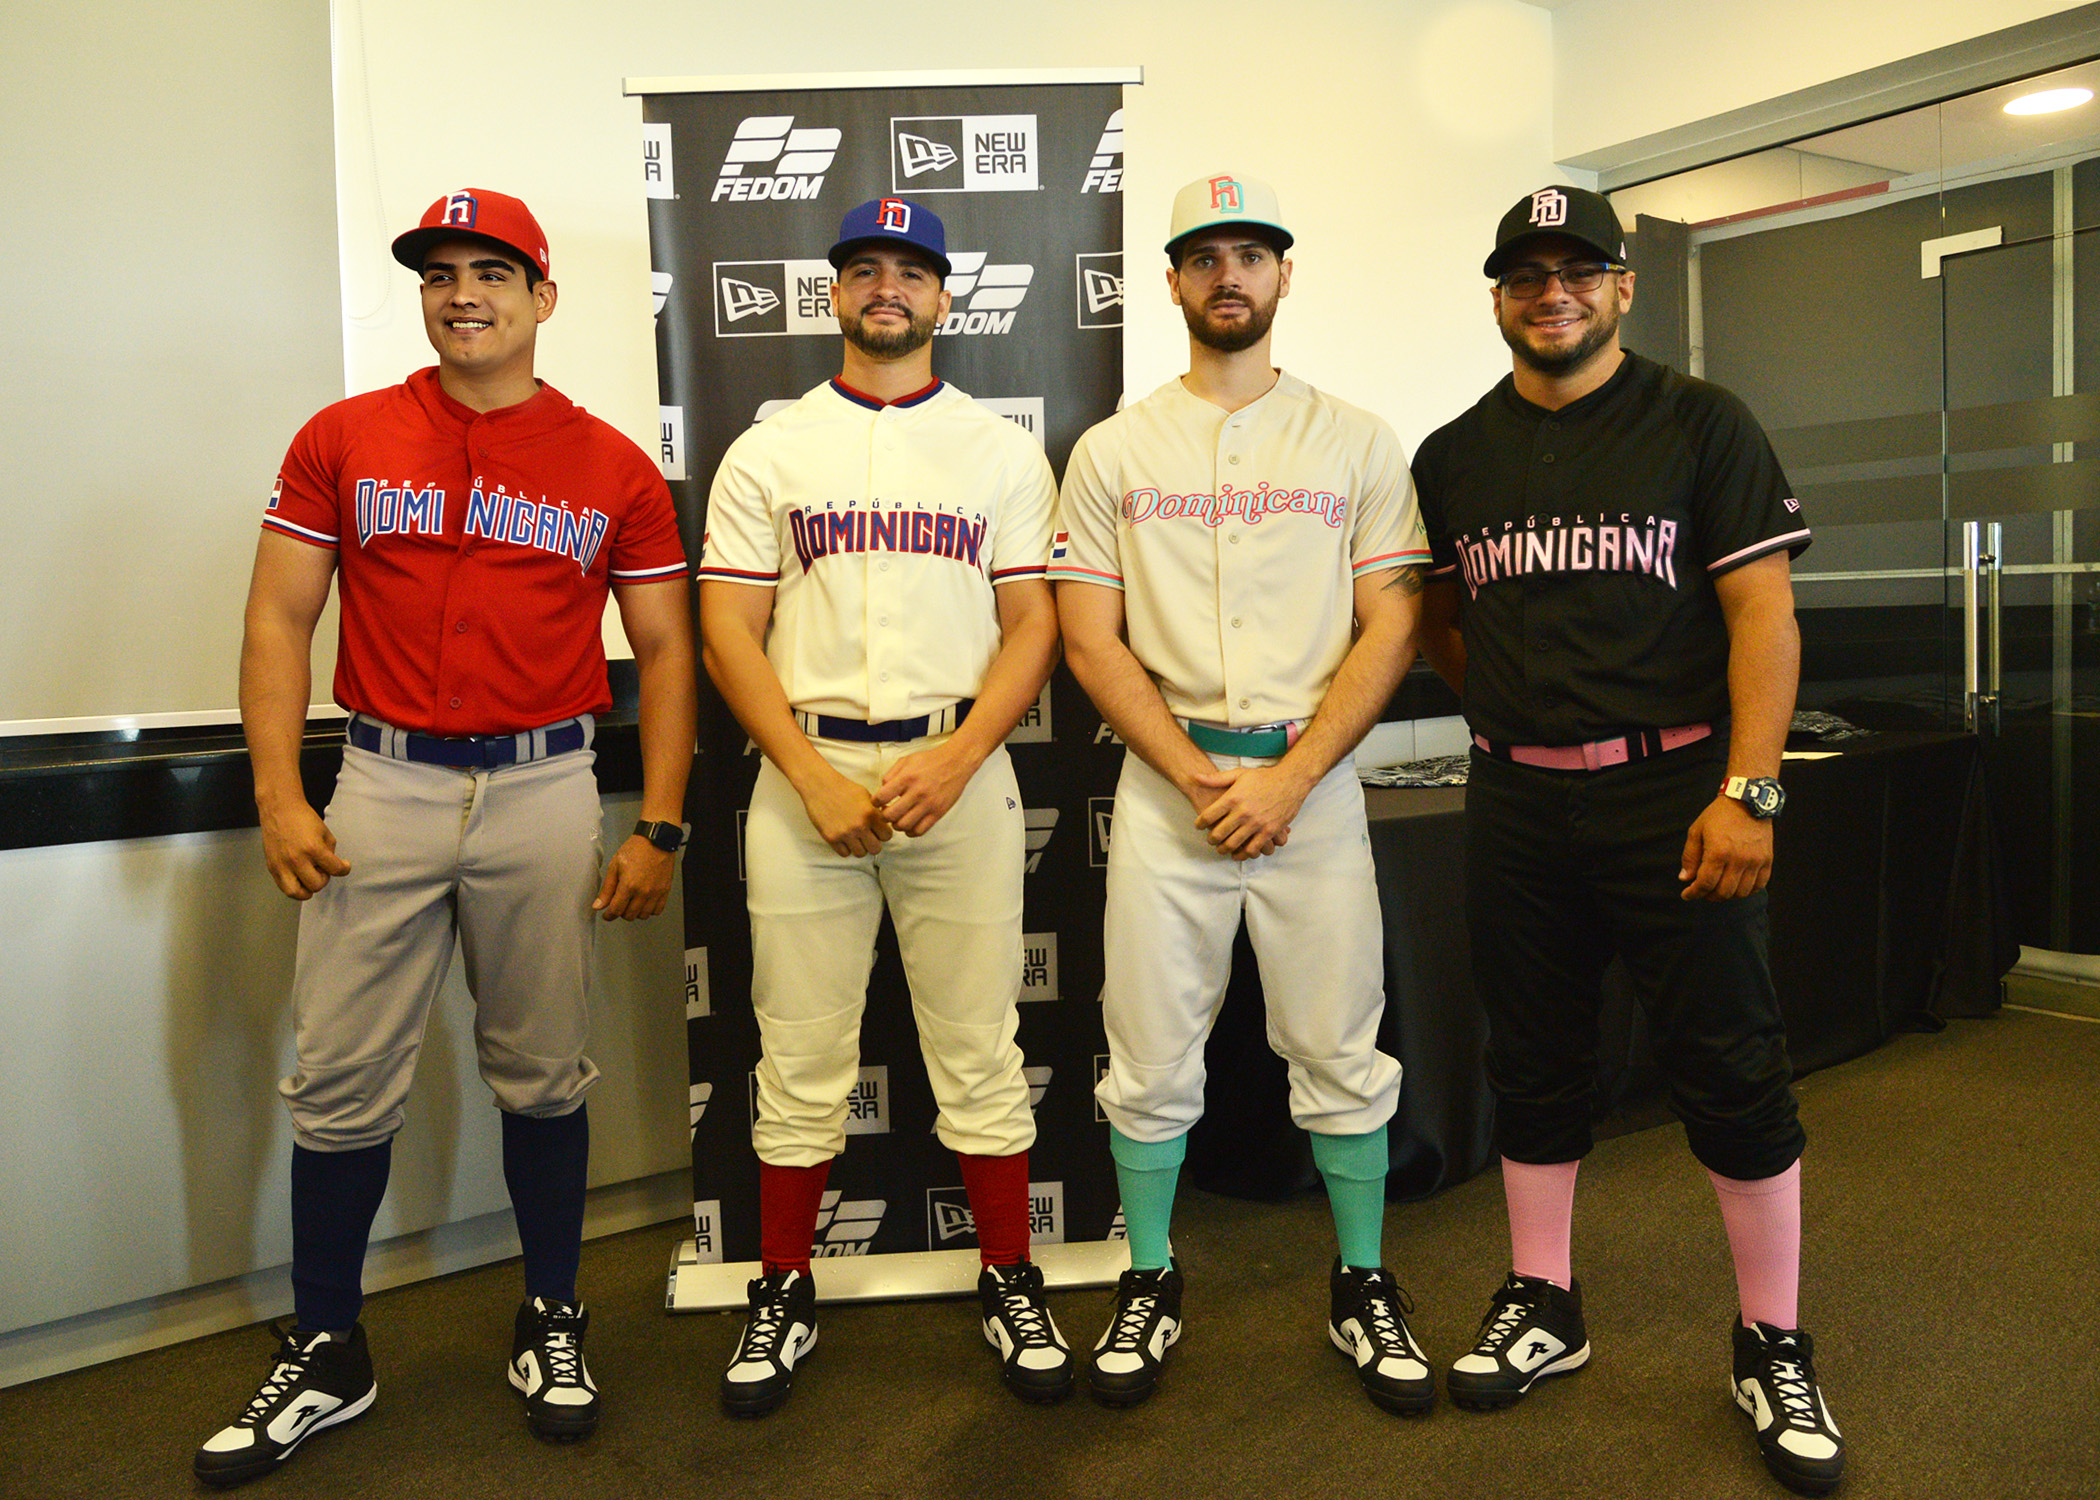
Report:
828,197,951,279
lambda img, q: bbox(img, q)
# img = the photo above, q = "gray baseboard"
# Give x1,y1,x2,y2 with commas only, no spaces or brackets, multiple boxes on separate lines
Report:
1,1169,690,1389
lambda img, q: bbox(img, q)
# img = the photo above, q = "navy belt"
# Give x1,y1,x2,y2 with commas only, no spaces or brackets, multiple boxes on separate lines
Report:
347,713,591,768
794,699,974,744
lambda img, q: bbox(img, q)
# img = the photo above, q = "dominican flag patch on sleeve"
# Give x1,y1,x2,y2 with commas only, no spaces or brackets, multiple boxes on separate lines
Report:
267,477,284,511
1049,530,1069,562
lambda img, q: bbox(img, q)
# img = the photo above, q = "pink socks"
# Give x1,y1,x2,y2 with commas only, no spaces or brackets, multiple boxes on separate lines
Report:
1707,1159,1802,1329
1502,1157,1581,1289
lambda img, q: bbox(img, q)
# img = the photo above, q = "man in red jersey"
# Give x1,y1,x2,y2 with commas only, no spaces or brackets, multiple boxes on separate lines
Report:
194,189,694,1487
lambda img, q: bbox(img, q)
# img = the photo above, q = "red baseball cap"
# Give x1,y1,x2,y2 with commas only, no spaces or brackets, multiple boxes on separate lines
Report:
392,189,551,281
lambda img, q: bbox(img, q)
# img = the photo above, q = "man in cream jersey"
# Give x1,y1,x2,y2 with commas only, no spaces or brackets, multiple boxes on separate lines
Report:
1051,172,1433,1412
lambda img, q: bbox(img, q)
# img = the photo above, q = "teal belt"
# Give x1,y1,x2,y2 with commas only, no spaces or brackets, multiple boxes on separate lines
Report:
1185,720,1293,758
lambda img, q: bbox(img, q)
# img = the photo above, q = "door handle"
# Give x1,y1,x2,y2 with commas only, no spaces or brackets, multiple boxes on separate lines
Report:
1962,520,2002,734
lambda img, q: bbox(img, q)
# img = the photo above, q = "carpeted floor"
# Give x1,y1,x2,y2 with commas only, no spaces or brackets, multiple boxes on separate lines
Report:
7,1006,2096,1499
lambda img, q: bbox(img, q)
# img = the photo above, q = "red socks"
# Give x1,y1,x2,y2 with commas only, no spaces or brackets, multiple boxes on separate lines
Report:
758,1159,833,1275
957,1149,1031,1266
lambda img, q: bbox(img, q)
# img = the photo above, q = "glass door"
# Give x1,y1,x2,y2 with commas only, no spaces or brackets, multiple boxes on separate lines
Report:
1944,220,2100,954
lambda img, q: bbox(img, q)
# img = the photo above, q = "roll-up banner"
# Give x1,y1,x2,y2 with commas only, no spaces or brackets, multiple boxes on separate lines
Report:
628,68,1139,1307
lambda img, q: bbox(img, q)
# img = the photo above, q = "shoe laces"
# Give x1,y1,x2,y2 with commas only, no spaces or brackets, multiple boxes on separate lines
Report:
242,1326,322,1423
1349,1270,1415,1348
532,1315,585,1384
1102,1277,1162,1352
1476,1286,1539,1352
1759,1335,1820,1429
988,1268,1056,1348
741,1274,798,1352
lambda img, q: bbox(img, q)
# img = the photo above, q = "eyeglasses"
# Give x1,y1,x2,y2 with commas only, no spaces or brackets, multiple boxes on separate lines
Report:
1496,262,1624,298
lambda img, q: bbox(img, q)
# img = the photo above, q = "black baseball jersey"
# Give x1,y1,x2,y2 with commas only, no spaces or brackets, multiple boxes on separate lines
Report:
1413,351,1809,746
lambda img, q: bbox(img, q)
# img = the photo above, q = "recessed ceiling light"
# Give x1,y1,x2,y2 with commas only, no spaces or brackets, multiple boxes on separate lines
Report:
2004,87,2094,116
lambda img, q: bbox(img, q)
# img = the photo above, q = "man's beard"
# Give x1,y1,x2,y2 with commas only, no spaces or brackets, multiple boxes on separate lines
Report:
1501,301,1620,376
842,303,938,359
1183,289,1278,353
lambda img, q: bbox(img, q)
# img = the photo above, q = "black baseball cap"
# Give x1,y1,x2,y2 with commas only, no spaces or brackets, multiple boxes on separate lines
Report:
1484,185,1626,278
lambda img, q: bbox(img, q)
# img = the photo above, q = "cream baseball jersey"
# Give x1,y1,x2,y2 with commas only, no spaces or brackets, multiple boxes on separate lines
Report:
263,367,687,736
697,379,1056,722
1049,372,1429,724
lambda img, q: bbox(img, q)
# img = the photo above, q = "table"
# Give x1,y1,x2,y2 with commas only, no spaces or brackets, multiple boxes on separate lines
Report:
1184,732,2015,1202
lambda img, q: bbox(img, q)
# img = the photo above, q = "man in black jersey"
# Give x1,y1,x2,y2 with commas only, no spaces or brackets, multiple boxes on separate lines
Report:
1413,185,1844,1497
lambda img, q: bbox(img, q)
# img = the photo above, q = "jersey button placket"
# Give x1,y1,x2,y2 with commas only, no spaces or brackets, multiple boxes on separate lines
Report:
1217,420,1254,720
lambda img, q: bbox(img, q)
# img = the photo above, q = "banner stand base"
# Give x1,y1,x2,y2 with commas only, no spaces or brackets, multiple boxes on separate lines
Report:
665,1239,1130,1312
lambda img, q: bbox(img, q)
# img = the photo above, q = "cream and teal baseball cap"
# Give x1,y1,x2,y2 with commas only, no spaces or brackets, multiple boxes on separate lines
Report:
1165,172,1293,258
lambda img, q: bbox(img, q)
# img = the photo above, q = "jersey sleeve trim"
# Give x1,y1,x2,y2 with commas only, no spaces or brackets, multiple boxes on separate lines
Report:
1044,563,1124,588
1351,546,1434,577
1708,528,1810,573
695,564,780,584
260,516,340,548
990,563,1048,581
610,561,688,581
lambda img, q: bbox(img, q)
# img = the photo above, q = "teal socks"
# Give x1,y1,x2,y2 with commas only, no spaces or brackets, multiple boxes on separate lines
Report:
1312,1126,1390,1270
1109,1127,1185,1271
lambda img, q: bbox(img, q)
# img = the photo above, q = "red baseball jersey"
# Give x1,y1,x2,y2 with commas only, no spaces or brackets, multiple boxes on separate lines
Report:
263,367,686,736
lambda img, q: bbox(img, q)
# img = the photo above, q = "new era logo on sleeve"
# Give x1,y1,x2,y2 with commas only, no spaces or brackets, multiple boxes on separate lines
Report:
1076,252,1123,328
1081,109,1123,193
642,123,674,199
890,115,1038,193
1529,188,1568,227
713,259,839,338
713,115,841,202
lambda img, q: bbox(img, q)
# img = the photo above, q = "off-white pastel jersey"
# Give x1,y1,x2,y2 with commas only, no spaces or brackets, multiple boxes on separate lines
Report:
1049,372,1429,725
699,379,1055,722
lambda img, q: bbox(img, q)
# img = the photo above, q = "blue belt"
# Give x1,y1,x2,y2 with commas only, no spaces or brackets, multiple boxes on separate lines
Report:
1185,720,1298,758
794,699,974,744
346,713,590,768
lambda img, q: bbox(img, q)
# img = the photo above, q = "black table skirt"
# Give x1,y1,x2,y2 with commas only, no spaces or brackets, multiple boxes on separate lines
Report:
1186,731,2016,1203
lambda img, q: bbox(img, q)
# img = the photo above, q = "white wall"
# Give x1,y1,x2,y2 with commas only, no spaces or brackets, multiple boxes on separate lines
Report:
0,793,689,1385
333,0,1563,465
1551,0,2091,163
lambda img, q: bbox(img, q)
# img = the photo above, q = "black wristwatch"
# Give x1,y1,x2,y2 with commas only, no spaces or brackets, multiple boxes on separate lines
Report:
635,819,687,852
1721,776,1785,820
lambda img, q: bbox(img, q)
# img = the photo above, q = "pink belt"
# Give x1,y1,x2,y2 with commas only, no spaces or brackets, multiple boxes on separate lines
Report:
1472,722,1713,771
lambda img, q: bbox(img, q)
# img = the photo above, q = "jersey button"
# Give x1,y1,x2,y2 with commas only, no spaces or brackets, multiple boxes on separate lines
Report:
454,622,468,634
1227,455,1242,465
1238,697,1251,710
449,696,462,709
1231,617,1242,628
1229,534,1241,545
1541,453,1556,463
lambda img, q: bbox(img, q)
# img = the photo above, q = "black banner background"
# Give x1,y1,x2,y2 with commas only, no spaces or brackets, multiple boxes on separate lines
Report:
640,79,1128,1265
